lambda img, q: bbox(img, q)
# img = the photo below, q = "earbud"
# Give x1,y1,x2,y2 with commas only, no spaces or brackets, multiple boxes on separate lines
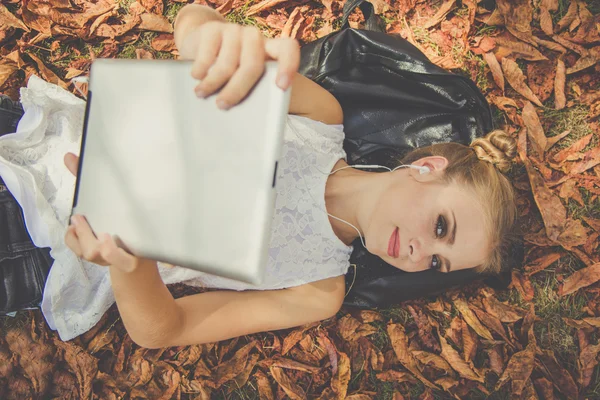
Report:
391,164,430,174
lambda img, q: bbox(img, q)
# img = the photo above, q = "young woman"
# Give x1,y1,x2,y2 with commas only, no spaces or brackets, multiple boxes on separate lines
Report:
2,4,517,347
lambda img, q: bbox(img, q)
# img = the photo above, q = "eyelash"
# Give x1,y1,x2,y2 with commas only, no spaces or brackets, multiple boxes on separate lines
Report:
430,215,447,271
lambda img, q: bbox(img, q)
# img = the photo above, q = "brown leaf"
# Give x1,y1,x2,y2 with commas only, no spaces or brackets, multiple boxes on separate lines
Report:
0,3,30,31
496,0,535,45
546,129,571,151
412,351,454,376
579,342,600,388
527,60,556,103
496,36,548,61
523,159,566,241
282,325,313,355
552,34,589,56
567,52,600,75
140,0,164,14
554,58,566,110
559,263,600,296
337,315,363,341
356,310,384,323
376,370,418,383
461,320,478,362
553,133,593,163
53,338,98,399
269,357,320,373
233,353,259,389
482,296,526,322
0,60,18,88
494,342,535,396
501,57,542,106
408,305,439,352
524,252,562,276
522,101,547,158
539,6,553,36
318,332,339,375
486,345,505,375
438,333,484,382
212,341,255,389
566,146,600,175
331,352,350,399
269,366,305,400
246,0,288,16
556,0,579,32
533,36,567,53
422,0,456,29
139,13,173,33
532,377,554,399
151,33,176,52
558,218,589,248
483,52,504,92
254,370,274,400
452,297,493,340
537,349,579,398
470,305,511,343
510,270,535,301
386,323,437,389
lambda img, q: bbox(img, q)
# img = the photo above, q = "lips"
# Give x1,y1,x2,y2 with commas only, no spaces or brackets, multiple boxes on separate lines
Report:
388,227,400,258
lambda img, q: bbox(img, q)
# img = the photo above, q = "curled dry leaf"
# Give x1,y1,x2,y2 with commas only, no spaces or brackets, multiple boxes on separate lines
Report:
556,0,579,32
554,58,566,109
510,270,535,301
246,0,289,16
52,338,98,399
139,13,173,33
486,345,505,375
269,357,320,373
559,263,600,296
421,0,456,29
461,320,478,362
269,366,305,400
451,296,493,340
482,296,526,322
557,218,589,249
386,323,437,389
438,333,484,382
553,133,593,163
533,36,567,53
521,101,547,158
140,0,164,15
567,49,600,75
546,129,571,151
0,4,30,31
331,352,350,399
524,252,562,276
537,349,579,398
254,370,274,400
494,342,536,396
552,34,589,56
212,341,255,389
496,0,535,45
0,60,18,88
496,36,548,61
412,351,454,376
501,57,542,106
483,52,504,92
579,342,600,388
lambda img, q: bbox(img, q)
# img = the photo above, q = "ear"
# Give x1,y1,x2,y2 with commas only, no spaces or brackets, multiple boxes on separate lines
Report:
410,156,449,182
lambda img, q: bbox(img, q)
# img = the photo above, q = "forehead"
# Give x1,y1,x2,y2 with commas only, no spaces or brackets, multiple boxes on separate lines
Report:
437,182,490,269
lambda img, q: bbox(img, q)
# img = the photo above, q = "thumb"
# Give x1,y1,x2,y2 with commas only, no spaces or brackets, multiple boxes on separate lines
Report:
264,37,300,90
64,153,79,177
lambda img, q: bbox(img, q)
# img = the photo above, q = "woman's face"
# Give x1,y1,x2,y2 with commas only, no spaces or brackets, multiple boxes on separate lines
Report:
363,157,490,273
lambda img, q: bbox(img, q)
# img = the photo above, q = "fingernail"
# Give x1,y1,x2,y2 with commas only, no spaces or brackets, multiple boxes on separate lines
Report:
71,216,78,226
195,89,206,98
217,100,230,110
277,75,289,89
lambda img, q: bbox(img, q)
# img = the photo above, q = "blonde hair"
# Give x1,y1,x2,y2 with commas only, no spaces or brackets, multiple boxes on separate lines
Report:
400,130,517,275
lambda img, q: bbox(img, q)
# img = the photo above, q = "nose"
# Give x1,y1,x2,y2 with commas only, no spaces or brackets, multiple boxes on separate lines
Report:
408,238,426,263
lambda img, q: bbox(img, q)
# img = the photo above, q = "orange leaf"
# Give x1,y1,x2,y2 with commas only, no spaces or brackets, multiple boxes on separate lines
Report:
254,370,274,400
556,0,578,32
0,3,29,31
524,252,562,276
522,101,547,158
557,218,589,249
482,296,526,322
495,36,548,61
554,58,566,110
27,53,68,90
386,323,437,389
501,57,542,106
151,33,176,52
438,333,484,382
510,270,535,301
560,263,600,296
375,370,418,383
494,342,535,395
539,6,553,36
533,36,567,53
139,13,173,33
412,351,454,376
269,366,305,400
211,341,255,388
0,60,18,88
52,338,98,398
553,133,593,163
483,52,504,92
331,352,350,399
451,296,493,340
461,320,478,362
421,0,456,29
546,129,571,151
140,0,164,15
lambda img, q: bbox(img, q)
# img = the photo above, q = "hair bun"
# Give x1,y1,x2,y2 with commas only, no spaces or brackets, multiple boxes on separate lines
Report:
470,130,517,173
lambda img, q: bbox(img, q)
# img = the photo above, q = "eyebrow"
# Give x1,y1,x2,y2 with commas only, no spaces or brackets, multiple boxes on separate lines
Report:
444,211,457,273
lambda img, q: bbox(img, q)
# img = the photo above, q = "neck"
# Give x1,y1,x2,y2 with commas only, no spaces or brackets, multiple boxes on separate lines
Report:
324,160,390,246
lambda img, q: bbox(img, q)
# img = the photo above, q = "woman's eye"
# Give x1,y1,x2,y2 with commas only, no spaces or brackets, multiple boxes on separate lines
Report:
430,255,441,270
435,215,447,238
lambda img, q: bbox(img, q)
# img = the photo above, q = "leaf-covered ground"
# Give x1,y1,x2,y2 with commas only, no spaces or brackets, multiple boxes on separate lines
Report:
1,0,600,399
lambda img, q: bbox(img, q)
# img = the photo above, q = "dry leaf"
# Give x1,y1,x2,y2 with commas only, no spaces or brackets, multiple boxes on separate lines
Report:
246,0,288,16
452,297,493,340
254,370,274,400
461,320,478,362
331,352,350,399
537,349,579,398
496,36,548,61
483,52,504,92
501,57,542,106
494,342,535,396
533,377,555,399
412,351,454,376
386,323,437,389
438,333,484,382
482,296,526,322
556,0,579,32
212,341,255,388
422,0,456,29
510,270,535,301
546,129,571,151
496,0,535,45
554,58,566,109
0,3,30,31
552,34,589,56
560,263,600,296
151,33,176,52
533,36,567,53
269,366,305,399
579,342,600,388
376,370,418,383
553,133,593,163
567,51,600,75
522,101,547,158
139,13,173,33
524,252,562,276
53,338,98,399
140,0,164,15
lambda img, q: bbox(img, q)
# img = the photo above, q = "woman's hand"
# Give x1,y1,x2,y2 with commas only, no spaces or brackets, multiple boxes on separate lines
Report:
63,153,139,272
177,14,300,110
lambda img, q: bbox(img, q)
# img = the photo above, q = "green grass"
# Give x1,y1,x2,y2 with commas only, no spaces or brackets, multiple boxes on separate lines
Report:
542,105,597,151
165,2,186,24
566,189,600,221
0,310,33,332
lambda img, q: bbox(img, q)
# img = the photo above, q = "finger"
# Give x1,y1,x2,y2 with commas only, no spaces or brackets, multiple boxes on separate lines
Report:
71,215,101,260
99,234,137,271
190,23,223,84
65,225,83,257
264,37,300,90
216,26,265,107
64,153,79,177
197,24,242,107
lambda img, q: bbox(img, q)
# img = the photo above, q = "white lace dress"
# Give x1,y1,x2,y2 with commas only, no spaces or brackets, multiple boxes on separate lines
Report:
1,76,353,341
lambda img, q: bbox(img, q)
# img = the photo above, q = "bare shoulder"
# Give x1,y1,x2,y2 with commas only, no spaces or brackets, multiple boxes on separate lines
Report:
288,73,344,125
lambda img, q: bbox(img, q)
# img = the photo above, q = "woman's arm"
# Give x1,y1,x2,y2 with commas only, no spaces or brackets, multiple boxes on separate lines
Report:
174,4,343,125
